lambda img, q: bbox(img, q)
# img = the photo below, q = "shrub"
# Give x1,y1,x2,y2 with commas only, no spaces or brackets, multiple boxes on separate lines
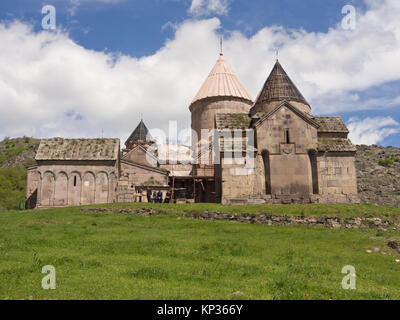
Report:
378,159,393,167
0,167,27,211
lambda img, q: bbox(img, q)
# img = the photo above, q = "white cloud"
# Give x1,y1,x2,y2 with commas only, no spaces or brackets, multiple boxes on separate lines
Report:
0,18,223,142
189,0,229,17
68,0,81,16
347,117,400,145
1,0,400,146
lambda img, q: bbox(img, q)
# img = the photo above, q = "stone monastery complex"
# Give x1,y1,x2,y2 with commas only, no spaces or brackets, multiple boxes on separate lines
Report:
26,52,359,208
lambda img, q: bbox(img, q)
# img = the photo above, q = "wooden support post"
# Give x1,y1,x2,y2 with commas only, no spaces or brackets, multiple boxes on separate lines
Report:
193,165,196,203
172,177,175,202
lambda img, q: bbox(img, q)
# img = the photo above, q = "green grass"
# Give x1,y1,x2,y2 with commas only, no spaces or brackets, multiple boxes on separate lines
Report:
0,203,400,300
0,167,27,211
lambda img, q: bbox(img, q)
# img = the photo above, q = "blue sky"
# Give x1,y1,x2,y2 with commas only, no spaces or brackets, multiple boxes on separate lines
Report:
0,0,399,146
0,0,361,55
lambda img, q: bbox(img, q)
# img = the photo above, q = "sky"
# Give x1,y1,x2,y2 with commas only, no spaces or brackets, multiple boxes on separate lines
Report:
0,0,399,146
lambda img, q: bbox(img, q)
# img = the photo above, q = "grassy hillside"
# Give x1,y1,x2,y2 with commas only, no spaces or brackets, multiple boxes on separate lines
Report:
0,203,400,300
0,137,39,211
0,137,39,168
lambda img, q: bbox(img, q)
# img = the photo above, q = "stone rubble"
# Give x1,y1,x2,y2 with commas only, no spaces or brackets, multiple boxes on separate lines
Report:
356,144,400,207
81,208,400,231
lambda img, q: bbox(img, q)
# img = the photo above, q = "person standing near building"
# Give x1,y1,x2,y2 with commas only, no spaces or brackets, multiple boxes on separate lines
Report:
147,188,152,203
164,191,170,203
152,191,157,203
157,190,162,203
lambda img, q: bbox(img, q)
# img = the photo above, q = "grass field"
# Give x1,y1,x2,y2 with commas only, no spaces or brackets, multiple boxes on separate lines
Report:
0,203,400,300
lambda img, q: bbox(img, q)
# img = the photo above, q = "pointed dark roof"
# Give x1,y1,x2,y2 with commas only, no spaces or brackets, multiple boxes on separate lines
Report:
254,60,309,106
125,120,152,145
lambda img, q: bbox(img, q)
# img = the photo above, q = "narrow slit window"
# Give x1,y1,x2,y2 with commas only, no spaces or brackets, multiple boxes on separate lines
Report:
73,176,77,187
285,129,290,144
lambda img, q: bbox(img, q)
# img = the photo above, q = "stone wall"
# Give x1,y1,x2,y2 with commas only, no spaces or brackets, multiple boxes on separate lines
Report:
26,166,39,200
120,161,168,187
32,160,118,208
269,153,313,196
123,145,157,167
254,103,318,197
190,97,252,139
317,153,358,196
81,208,398,231
255,103,318,154
219,153,264,204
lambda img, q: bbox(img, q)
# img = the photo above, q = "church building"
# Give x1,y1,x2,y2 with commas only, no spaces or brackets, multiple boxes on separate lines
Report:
26,52,359,208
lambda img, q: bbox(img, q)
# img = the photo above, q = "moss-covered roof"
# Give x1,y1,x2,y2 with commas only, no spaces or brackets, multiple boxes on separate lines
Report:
215,113,251,130
318,138,356,152
35,138,120,161
313,116,349,133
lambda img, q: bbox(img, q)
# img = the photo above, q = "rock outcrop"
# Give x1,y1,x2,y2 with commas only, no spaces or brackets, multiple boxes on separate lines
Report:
356,145,400,207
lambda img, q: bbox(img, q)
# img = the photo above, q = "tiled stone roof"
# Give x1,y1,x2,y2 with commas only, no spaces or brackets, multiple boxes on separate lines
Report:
317,138,356,152
35,138,120,161
191,54,253,105
215,113,251,130
253,60,309,106
313,116,349,133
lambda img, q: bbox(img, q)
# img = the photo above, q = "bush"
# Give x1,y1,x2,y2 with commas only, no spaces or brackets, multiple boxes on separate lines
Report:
378,159,393,167
0,167,27,211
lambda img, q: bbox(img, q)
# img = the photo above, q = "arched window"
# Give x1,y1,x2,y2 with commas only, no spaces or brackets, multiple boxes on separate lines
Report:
285,129,290,144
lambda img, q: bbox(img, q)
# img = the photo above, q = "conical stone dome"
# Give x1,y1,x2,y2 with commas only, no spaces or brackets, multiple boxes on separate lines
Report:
191,54,253,105
251,60,310,115
125,120,153,149
190,54,253,138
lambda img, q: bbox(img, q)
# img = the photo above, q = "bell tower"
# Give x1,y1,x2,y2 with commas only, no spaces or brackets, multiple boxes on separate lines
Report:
189,53,253,140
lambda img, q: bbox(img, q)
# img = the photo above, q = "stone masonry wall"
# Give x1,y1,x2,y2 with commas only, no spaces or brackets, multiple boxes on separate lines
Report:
317,153,358,196
33,160,118,208
190,97,252,139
